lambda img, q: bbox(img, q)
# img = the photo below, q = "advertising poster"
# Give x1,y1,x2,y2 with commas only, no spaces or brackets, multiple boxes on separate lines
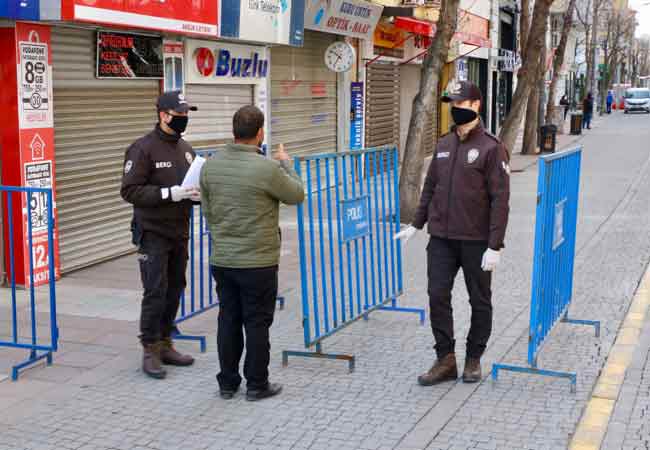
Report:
15,22,60,287
96,32,164,79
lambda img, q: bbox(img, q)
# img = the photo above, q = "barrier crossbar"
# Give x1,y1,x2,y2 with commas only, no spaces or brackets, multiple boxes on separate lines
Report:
283,147,425,371
0,186,58,381
492,147,600,392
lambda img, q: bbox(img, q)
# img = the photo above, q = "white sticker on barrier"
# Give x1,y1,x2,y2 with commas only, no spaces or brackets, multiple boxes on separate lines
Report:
553,199,566,250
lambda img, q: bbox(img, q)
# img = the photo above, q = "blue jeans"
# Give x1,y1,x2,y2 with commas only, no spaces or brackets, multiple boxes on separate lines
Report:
582,113,592,129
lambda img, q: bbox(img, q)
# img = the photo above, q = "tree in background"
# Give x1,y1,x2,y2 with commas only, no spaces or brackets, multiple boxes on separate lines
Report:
399,0,460,221
498,0,556,154
546,0,578,124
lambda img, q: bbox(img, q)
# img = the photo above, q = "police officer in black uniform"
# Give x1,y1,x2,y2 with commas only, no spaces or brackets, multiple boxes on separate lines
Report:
395,80,510,385
121,91,200,379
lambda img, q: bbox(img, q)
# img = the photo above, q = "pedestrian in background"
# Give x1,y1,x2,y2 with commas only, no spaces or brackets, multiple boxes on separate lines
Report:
394,81,510,386
200,105,304,401
560,94,570,121
121,91,200,379
583,92,594,129
606,91,614,114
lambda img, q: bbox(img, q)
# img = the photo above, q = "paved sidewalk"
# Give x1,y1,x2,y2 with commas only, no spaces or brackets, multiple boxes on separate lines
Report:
0,111,648,450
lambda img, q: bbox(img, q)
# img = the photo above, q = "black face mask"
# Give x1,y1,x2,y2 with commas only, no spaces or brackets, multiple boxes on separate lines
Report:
451,107,478,126
167,115,189,135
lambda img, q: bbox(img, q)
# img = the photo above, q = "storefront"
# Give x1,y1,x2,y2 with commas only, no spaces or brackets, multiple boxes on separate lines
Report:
183,40,267,150
271,0,382,159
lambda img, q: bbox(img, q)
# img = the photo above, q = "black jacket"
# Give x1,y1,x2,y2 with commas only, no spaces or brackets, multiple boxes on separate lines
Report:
121,125,196,241
412,123,510,250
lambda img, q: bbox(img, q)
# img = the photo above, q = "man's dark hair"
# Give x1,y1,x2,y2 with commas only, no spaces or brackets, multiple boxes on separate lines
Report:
233,105,265,140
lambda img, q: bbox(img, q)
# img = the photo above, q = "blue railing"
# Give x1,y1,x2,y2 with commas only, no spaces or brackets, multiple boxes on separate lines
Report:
492,147,600,392
0,186,58,381
283,147,424,371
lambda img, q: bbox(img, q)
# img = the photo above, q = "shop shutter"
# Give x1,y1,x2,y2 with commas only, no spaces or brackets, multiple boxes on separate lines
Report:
52,27,159,272
183,84,254,149
365,62,400,148
270,31,337,158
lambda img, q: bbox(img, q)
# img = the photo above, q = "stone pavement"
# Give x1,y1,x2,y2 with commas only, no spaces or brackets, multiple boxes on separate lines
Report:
1,111,649,450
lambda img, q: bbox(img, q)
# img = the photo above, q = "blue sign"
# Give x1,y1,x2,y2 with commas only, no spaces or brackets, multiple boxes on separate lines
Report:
0,0,39,20
341,196,370,242
350,82,364,150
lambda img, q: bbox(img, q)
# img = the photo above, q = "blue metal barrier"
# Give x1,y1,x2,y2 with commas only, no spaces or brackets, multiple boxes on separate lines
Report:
171,148,285,352
492,147,600,392
282,147,425,372
0,186,58,381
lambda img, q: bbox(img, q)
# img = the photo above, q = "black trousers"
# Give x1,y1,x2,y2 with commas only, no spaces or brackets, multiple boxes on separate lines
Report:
427,237,492,359
211,265,278,391
138,232,188,345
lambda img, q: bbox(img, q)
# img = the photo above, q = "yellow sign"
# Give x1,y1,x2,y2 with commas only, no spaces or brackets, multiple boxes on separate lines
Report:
373,22,405,49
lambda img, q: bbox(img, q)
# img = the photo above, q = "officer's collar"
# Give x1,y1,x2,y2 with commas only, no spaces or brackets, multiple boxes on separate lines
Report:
453,121,483,142
155,124,181,143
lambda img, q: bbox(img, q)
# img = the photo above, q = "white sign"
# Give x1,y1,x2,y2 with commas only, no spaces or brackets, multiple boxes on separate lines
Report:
553,199,566,250
185,40,269,85
232,0,302,45
18,41,53,129
305,0,382,40
24,161,53,234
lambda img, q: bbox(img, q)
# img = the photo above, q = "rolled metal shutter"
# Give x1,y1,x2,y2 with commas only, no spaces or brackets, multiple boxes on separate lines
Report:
270,31,337,157
183,84,254,150
52,27,159,272
365,62,400,148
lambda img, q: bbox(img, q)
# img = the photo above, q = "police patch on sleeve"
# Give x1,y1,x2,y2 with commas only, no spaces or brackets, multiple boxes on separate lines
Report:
467,149,480,164
124,160,133,174
502,161,511,175
185,152,193,164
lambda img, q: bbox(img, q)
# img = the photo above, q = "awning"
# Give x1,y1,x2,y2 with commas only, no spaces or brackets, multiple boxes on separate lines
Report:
394,17,436,37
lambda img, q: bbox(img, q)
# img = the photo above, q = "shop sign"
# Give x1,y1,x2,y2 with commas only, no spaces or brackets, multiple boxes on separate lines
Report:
373,21,405,59
0,0,39,20
186,40,269,84
455,10,491,48
350,82,364,150
456,58,468,81
18,35,53,129
61,0,218,37
497,49,521,72
13,23,61,287
305,0,383,40
96,32,164,79
221,0,305,46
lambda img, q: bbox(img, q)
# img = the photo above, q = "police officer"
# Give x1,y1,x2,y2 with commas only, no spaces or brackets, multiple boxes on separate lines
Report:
121,91,200,379
394,80,510,385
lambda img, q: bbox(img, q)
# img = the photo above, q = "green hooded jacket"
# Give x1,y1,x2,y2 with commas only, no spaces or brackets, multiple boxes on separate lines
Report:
199,143,304,268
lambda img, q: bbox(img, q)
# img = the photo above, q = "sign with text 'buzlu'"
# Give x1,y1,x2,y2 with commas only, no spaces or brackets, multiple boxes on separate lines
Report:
186,40,268,84
96,32,163,79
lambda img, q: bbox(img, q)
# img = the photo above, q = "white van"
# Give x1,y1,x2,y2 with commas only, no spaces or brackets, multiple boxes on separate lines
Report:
624,88,650,114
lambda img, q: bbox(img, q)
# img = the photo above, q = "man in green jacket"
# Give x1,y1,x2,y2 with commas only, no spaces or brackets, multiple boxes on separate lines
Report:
200,105,304,401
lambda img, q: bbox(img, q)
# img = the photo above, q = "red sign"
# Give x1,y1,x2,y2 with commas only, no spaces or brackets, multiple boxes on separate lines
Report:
61,0,218,37
1,23,62,287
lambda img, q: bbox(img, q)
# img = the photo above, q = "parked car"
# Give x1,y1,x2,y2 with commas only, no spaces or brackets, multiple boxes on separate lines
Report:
624,88,650,114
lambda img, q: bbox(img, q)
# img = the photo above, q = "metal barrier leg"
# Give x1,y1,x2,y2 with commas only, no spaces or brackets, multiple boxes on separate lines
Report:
561,316,601,338
491,363,577,393
282,343,355,373
11,350,53,381
171,326,207,353
378,298,426,325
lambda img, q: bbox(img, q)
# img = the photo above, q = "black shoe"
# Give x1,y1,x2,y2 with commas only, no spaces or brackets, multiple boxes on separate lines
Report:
219,386,239,400
246,383,282,402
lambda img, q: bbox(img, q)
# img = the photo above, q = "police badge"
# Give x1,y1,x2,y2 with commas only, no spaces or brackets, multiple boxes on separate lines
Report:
467,149,480,164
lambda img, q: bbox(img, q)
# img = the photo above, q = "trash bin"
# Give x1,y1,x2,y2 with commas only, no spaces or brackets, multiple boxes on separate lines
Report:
570,113,583,135
540,124,558,153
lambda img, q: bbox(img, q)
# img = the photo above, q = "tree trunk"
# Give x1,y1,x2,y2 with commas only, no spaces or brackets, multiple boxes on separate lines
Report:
587,0,601,94
398,0,460,223
545,0,577,124
498,0,554,154
522,78,540,154
520,0,531,63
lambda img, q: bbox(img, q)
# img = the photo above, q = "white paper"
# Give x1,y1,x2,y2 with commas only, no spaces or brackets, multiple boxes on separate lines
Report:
181,156,206,189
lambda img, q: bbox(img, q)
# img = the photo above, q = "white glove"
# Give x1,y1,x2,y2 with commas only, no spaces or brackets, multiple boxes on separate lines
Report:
162,186,194,202
481,248,501,272
393,225,418,243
